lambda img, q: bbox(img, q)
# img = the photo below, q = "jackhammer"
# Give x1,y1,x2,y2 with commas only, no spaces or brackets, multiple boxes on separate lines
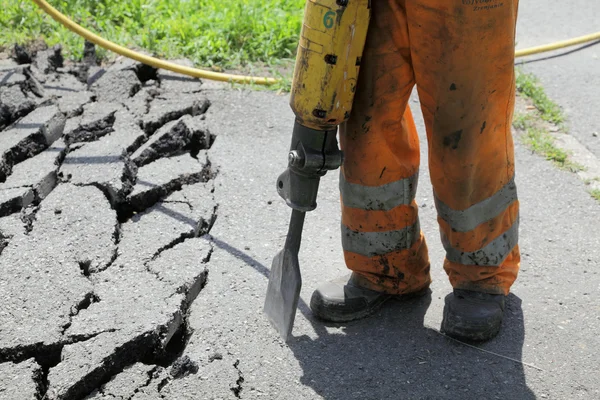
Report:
264,0,371,341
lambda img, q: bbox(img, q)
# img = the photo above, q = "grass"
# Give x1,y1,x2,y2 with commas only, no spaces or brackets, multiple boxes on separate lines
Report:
513,111,584,172
512,70,588,173
0,0,305,70
518,123,583,172
515,69,564,125
584,179,600,203
512,112,536,131
583,177,600,185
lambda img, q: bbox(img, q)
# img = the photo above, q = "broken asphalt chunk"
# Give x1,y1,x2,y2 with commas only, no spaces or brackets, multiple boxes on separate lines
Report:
0,105,65,181
148,237,211,305
0,85,36,130
125,86,159,120
128,152,210,212
142,93,210,135
33,45,64,75
51,267,187,400
55,235,213,399
60,111,145,207
132,114,214,166
83,363,158,400
91,69,142,103
42,72,94,117
63,102,121,144
0,140,68,216
47,330,157,400
0,358,43,399
117,180,216,266
12,44,32,65
157,60,202,94
0,187,34,217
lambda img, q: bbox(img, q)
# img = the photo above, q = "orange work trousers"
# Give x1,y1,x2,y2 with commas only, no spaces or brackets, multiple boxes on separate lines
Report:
340,0,520,296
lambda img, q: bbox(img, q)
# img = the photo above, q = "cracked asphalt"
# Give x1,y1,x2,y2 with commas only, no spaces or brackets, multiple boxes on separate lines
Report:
0,48,216,399
0,40,599,400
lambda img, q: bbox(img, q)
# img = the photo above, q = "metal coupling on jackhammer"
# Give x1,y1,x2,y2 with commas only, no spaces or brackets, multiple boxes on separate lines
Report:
277,121,343,212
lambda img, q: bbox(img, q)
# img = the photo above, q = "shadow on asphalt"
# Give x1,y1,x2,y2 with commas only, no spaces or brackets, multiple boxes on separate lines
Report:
43,84,80,92
206,231,536,399
286,293,536,400
156,204,536,399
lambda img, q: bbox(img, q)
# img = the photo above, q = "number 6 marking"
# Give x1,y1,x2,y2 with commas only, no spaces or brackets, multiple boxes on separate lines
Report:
323,11,335,29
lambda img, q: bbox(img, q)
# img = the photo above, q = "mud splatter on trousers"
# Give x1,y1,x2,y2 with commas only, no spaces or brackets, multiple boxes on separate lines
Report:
340,0,520,295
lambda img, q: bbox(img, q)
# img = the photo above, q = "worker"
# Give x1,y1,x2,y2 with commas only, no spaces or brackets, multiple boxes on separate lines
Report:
310,0,520,342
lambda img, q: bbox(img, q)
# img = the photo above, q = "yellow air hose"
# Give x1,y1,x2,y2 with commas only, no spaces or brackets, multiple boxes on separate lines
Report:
515,31,600,57
31,0,600,85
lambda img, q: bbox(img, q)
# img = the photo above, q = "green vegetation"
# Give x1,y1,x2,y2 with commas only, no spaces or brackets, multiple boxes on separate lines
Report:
512,112,584,172
584,179,600,203
512,112,536,131
583,177,600,185
513,70,586,172
523,128,584,172
0,0,305,69
515,69,565,125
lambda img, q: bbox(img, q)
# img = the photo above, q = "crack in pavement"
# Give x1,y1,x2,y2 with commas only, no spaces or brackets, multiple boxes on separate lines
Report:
20,204,40,234
0,65,44,130
0,46,221,400
231,359,245,399
63,104,119,145
126,365,161,400
60,291,101,334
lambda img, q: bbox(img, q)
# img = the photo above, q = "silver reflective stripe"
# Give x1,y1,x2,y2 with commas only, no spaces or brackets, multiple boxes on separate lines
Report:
340,170,419,211
442,216,519,266
341,220,420,257
435,177,518,232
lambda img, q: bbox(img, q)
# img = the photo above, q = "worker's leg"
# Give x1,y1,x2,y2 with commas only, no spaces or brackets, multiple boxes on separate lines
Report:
407,0,520,339
311,0,430,322
339,107,430,295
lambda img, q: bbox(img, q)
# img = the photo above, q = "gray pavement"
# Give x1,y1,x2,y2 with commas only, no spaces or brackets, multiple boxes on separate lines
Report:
0,34,599,400
516,0,600,157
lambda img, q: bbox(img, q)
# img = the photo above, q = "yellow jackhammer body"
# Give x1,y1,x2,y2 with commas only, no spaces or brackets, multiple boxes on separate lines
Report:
264,0,371,341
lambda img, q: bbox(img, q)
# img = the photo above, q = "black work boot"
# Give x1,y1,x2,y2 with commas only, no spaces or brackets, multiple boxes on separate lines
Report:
310,274,390,322
441,289,506,342
310,274,427,322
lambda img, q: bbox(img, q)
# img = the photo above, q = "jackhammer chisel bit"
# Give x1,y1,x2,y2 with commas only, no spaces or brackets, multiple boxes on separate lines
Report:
264,124,341,341
263,0,371,341
263,209,305,340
